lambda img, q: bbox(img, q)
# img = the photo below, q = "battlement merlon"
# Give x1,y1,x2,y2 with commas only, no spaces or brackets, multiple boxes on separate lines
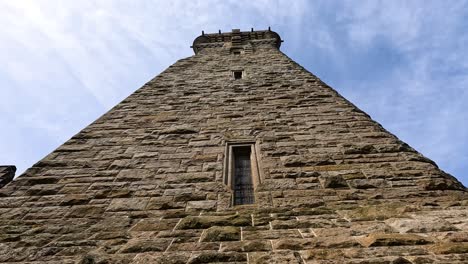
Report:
191,28,282,55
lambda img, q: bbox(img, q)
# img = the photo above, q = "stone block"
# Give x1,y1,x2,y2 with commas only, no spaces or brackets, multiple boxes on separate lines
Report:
342,144,377,154
157,229,201,243
243,229,302,240
107,198,149,211
348,178,389,189
300,249,346,261
131,219,179,232
176,214,251,230
187,251,247,264
160,125,198,134
200,226,240,242
119,239,172,253
173,191,206,202
385,217,458,233
147,196,184,210
133,252,190,264
341,203,410,221
271,218,334,229
67,205,106,218
248,252,301,264
60,194,92,206
358,233,433,247
165,172,214,184
116,169,153,181
220,240,272,252
257,178,297,191
186,200,217,211
272,236,359,250
25,185,61,196
273,197,324,208
319,174,349,188
429,242,468,254
168,242,219,251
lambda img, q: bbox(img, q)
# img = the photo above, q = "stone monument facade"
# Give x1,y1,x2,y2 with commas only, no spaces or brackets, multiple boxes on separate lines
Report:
0,29,467,263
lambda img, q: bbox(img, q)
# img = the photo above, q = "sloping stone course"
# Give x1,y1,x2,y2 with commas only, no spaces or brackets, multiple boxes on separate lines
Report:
0,29,466,263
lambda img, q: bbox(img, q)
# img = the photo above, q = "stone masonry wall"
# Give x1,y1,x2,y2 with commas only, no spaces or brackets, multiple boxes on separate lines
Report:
0,30,466,263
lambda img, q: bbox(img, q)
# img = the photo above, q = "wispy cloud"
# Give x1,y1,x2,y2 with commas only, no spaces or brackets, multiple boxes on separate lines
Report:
326,1,468,183
0,0,466,185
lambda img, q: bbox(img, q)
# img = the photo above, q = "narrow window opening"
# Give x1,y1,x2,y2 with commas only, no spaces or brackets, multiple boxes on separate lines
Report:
233,51,241,55
233,71,243,80
233,147,254,205
224,142,262,206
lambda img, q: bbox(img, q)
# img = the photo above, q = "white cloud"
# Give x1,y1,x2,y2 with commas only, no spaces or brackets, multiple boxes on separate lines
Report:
0,0,466,185
331,1,468,182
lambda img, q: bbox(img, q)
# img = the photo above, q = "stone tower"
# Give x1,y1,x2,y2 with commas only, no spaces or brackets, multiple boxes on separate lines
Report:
0,29,467,264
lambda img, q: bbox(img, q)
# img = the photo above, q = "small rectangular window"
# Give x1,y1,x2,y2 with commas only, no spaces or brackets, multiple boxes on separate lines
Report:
233,147,254,205
233,71,243,79
224,142,261,206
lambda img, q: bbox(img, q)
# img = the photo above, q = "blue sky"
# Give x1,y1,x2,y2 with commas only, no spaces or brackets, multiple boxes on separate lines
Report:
1,1,467,186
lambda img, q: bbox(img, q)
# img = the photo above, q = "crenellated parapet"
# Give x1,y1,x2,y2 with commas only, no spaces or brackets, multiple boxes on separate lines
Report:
191,28,282,55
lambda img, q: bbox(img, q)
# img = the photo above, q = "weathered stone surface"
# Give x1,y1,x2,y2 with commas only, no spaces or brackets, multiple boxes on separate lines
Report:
341,203,412,221
200,226,240,242
273,197,324,208
272,236,360,250
66,205,106,218
78,252,134,264
319,174,349,188
440,231,468,242
243,229,302,240
348,178,389,189
0,28,466,263
249,252,301,264
146,196,184,210
257,178,297,190
107,198,149,211
429,242,468,254
186,200,217,211
133,252,190,264
118,239,172,253
300,249,346,261
187,252,246,264
130,218,179,231
271,218,334,229
160,125,198,134
60,194,92,206
176,214,251,229
386,217,458,233
358,233,433,247
168,242,219,251
220,240,272,252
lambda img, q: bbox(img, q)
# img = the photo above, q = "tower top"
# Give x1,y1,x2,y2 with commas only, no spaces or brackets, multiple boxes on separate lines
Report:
191,28,282,54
